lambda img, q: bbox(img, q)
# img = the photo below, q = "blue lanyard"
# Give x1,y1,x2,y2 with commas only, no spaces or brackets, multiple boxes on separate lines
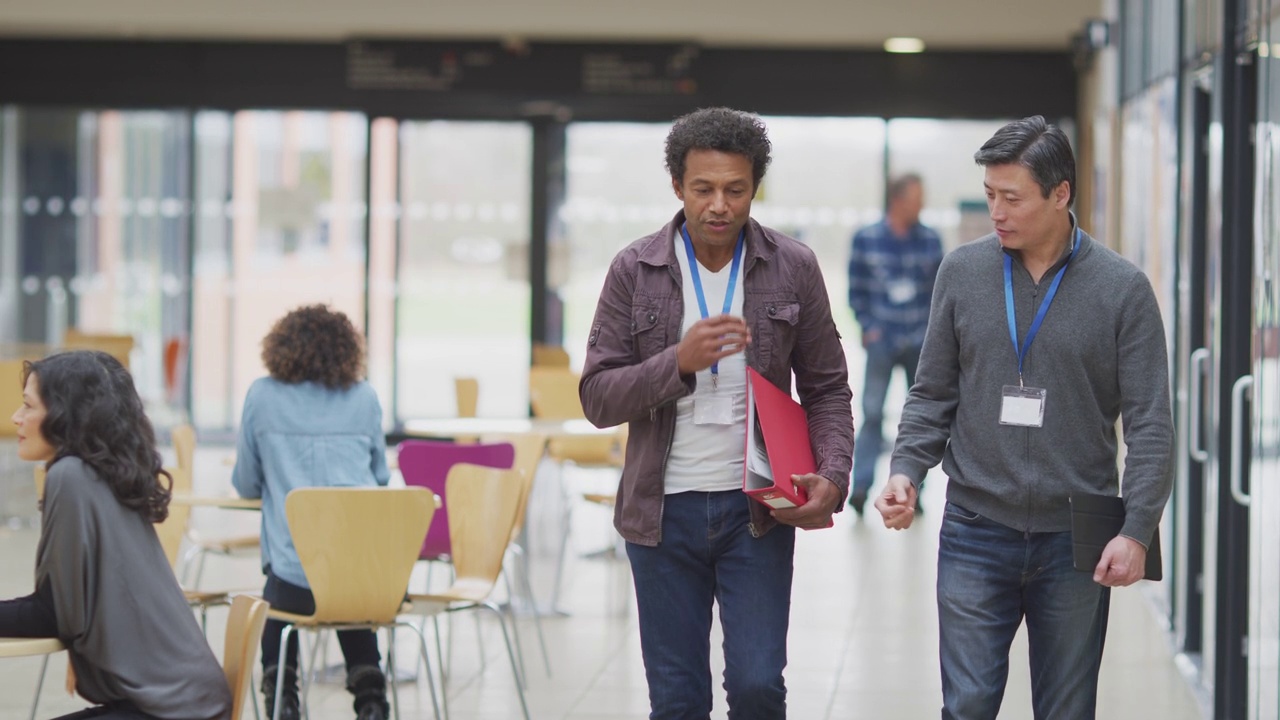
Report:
681,224,744,379
1003,228,1079,384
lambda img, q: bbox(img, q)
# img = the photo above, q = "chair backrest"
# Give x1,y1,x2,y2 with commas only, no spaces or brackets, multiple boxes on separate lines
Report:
0,359,28,438
489,434,547,540
531,343,571,368
62,329,134,370
223,595,270,720
454,377,479,418
286,487,435,624
445,463,524,589
397,440,515,560
528,367,586,420
154,466,192,570
171,424,196,475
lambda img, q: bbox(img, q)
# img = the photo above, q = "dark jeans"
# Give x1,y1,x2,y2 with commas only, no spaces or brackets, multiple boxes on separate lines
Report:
851,341,921,495
51,704,158,720
626,490,796,720
937,502,1111,720
261,569,382,673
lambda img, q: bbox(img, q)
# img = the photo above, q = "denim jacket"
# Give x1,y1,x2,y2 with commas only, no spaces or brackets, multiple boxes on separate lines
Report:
231,378,390,588
580,211,854,546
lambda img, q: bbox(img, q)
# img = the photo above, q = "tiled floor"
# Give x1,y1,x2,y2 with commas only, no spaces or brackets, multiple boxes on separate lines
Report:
0,442,1205,720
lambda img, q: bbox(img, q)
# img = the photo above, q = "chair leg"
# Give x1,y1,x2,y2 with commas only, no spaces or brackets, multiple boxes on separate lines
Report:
500,570,528,689
193,547,209,591
272,625,296,720
511,544,552,677
29,654,49,720
387,628,401,720
400,621,443,720
481,603,531,720
433,615,450,720
301,629,322,720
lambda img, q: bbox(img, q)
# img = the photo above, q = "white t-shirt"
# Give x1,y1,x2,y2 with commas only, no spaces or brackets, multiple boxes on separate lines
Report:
665,229,748,495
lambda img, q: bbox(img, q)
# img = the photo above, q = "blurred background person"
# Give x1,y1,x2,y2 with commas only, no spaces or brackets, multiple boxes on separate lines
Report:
846,173,944,516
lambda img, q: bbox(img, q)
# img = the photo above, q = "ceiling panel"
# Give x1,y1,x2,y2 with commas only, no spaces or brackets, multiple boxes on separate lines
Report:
0,0,1103,50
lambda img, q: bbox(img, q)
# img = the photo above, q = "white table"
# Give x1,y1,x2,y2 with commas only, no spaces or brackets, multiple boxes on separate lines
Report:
170,494,262,510
0,637,66,720
402,417,621,440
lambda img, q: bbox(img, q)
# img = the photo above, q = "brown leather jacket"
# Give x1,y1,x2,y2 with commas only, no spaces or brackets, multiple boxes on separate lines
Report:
579,211,854,546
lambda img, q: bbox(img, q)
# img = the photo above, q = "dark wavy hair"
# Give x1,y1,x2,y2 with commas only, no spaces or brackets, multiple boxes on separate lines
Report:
664,107,772,189
25,351,172,522
261,304,364,389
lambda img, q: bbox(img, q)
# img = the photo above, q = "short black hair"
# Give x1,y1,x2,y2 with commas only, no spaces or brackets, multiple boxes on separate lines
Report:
974,116,1076,207
664,107,772,188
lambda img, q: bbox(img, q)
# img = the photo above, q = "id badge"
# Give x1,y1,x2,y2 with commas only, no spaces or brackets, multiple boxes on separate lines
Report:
693,393,734,425
999,385,1046,427
887,279,916,305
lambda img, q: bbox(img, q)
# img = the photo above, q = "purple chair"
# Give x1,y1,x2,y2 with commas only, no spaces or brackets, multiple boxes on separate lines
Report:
397,439,516,560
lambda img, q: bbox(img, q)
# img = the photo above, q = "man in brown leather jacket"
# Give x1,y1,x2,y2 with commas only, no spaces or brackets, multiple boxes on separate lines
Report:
579,107,854,719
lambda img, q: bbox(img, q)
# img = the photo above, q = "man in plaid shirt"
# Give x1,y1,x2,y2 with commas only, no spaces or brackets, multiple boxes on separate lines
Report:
846,174,944,515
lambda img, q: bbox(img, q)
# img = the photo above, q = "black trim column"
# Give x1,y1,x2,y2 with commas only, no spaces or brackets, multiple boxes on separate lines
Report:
529,116,566,348
1212,3,1255,715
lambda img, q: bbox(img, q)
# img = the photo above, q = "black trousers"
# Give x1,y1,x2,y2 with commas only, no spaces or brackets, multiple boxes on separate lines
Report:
260,569,382,674
52,704,159,720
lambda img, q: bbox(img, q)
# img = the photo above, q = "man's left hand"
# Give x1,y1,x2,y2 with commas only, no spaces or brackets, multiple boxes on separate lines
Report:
772,474,840,530
1093,535,1148,587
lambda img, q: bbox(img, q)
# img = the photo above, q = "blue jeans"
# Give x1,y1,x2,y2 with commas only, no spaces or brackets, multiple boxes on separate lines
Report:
852,341,921,495
626,490,796,720
937,502,1110,720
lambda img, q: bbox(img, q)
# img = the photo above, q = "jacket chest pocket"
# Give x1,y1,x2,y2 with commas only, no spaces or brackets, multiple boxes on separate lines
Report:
754,300,800,373
631,305,667,361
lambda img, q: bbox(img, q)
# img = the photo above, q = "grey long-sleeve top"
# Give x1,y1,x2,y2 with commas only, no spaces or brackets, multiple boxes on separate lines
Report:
30,457,232,719
889,225,1174,545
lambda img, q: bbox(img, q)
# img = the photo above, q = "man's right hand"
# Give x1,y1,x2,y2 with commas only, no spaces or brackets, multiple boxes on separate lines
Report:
875,474,917,530
676,314,751,375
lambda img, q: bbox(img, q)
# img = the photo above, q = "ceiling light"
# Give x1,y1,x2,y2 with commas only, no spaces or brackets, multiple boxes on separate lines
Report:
884,37,926,54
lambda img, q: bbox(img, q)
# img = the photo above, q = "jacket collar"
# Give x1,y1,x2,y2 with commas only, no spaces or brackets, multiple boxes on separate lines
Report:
638,209,777,272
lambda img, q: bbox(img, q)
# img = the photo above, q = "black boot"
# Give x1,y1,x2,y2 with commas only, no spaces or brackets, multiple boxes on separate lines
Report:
261,664,301,720
347,664,391,720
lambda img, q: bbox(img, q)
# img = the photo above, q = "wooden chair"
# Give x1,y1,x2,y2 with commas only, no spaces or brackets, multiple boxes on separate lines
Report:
498,433,551,677
454,377,479,418
530,343,571,368
172,424,261,589
404,464,532,720
153,466,232,629
527,367,626,608
265,487,441,720
224,595,271,720
0,359,27,440
62,329,134,370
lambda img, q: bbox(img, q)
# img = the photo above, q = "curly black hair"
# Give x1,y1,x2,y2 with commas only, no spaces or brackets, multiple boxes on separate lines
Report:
25,351,172,523
664,107,772,188
261,304,364,389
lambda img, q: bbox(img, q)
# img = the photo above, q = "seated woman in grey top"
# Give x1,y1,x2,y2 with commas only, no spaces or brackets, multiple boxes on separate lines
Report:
231,305,391,720
1,350,232,720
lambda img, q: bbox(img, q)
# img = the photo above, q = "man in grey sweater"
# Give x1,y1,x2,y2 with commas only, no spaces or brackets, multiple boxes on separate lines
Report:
875,116,1173,719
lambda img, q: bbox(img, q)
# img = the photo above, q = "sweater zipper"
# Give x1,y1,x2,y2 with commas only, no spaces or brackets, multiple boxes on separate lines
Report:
1025,277,1039,534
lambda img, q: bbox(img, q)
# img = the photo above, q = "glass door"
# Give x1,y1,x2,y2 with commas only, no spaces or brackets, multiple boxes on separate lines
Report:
190,110,370,429
1248,14,1280,719
393,120,533,420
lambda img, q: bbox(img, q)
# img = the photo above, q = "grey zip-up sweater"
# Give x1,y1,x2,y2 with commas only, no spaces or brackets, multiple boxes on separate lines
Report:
889,225,1174,546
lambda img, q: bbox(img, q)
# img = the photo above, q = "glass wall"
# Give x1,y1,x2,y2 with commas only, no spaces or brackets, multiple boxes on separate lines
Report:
394,120,532,419
0,107,191,423
191,110,369,429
